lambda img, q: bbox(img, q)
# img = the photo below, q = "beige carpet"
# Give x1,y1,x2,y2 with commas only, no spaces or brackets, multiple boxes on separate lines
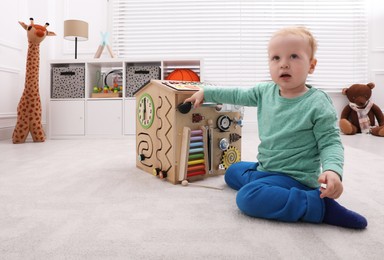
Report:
0,133,383,259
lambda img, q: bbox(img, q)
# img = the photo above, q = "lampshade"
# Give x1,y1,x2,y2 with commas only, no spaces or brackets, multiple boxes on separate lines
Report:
64,20,88,41
64,20,88,59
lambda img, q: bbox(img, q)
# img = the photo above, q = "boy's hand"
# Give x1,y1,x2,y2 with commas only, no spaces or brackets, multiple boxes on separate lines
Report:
184,88,204,108
318,170,343,199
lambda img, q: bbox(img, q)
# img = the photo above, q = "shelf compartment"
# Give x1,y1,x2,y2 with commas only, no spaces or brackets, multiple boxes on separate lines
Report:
87,62,124,99
125,62,161,97
51,64,85,99
162,60,201,80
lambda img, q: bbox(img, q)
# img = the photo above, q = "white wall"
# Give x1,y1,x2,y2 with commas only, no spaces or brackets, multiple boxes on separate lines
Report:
0,0,27,139
0,0,383,139
51,0,109,60
368,0,384,110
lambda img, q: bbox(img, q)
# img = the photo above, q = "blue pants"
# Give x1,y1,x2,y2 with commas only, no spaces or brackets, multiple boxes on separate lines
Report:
225,161,325,223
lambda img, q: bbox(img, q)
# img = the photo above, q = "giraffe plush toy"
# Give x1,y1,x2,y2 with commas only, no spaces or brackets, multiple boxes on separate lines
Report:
13,18,56,144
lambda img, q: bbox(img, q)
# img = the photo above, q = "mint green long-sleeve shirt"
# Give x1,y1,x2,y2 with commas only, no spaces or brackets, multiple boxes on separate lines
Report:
204,82,344,188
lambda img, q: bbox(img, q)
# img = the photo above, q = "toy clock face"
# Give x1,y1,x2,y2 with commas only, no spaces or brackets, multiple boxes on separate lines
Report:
138,93,155,129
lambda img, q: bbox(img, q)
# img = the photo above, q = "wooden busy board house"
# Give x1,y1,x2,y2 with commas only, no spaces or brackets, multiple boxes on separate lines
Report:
134,80,243,184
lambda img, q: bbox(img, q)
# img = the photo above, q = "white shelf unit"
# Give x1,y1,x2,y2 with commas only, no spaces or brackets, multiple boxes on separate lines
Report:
48,59,202,139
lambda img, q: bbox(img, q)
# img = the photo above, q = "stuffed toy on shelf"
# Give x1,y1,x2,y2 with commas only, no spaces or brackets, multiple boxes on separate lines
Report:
339,82,384,137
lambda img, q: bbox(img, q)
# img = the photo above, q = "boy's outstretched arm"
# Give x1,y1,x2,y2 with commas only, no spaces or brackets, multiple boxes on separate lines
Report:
184,88,205,108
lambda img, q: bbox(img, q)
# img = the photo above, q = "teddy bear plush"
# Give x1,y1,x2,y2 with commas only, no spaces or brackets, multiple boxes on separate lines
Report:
339,82,384,137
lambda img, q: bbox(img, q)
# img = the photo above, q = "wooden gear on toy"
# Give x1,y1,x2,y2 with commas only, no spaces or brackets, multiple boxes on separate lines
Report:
134,80,243,184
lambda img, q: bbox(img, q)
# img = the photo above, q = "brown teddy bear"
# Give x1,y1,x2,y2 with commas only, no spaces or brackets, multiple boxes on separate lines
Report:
339,82,384,136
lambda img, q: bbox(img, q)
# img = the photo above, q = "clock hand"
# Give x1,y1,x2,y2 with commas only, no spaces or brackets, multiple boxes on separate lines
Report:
143,98,147,119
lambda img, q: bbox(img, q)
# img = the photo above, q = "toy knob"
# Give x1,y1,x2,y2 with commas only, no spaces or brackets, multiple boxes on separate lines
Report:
177,102,193,114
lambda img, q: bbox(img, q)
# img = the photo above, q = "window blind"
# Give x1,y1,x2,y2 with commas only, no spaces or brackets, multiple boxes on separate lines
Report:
110,0,367,90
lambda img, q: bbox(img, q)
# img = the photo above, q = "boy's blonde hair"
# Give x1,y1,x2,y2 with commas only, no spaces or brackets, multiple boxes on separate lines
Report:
271,26,318,60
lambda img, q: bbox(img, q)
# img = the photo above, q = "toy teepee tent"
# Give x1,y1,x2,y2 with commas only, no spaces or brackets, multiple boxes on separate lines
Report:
94,32,115,58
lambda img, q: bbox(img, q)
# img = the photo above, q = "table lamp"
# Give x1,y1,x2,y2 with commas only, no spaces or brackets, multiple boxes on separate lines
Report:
64,20,88,59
